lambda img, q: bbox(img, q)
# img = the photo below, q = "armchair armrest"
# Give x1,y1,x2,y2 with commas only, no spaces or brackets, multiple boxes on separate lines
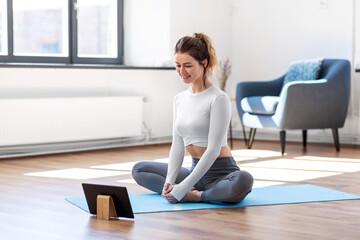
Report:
236,74,285,117
236,75,285,99
273,79,348,129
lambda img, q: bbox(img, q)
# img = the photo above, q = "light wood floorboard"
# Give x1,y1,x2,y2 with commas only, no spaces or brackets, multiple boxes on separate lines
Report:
1,140,360,240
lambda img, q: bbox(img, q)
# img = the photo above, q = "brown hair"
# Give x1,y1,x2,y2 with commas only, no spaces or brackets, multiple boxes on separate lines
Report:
175,33,218,83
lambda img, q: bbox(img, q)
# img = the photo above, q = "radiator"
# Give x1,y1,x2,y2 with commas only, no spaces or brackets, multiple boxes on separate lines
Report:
0,96,144,146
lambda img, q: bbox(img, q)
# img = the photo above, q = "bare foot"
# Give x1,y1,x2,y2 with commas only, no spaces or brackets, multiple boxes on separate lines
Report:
180,189,202,203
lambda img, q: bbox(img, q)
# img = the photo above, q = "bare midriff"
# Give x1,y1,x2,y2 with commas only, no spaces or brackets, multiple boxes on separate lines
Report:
186,144,233,159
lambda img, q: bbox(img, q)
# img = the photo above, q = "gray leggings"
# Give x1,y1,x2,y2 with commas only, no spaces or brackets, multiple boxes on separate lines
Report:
132,157,254,203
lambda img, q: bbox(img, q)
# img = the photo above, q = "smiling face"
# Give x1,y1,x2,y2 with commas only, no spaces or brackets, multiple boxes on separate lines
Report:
175,52,207,85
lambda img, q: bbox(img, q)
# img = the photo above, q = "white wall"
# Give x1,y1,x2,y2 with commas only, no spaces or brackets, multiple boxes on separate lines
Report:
170,0,233,63
125,0,233,67
124,0,172,67
228,0,359,144
230,0,353,81
355,0,360,69
350,0,360,141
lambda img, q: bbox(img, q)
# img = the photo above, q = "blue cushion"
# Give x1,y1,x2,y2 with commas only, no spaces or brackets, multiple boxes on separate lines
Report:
241,96,280,115
282,58,323,88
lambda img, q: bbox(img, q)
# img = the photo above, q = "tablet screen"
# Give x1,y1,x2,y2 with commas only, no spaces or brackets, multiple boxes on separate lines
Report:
82,183,134,219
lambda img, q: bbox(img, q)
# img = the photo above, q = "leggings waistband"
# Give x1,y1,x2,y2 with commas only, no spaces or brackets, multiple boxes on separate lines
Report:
191,156,239,172
192,156,235,162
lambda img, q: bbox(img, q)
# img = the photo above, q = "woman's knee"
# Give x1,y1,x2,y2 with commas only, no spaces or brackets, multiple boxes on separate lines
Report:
237,170,254,190
132,161,152,180
223,171,254,202
132,161,168,181
227,171,254,195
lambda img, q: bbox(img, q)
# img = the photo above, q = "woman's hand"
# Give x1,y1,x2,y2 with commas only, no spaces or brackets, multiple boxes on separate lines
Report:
162,193,179,204
162,183,173,194
162,183,178,203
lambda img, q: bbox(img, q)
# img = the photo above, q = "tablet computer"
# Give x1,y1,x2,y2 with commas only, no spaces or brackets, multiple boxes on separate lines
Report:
82,183,134,219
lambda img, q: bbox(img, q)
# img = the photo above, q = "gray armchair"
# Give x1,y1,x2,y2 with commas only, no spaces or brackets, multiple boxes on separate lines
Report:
236,59,351,155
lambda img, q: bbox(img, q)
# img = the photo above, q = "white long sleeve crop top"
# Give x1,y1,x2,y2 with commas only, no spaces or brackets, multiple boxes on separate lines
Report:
165,84,231,201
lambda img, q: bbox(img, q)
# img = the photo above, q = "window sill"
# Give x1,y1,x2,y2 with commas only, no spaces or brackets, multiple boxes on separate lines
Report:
0,62,175,70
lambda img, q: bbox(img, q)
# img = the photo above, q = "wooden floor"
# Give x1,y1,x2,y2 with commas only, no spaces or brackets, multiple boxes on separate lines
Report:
1,140,360,240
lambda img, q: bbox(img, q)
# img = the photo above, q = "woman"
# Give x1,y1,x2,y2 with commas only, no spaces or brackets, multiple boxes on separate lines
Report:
132,33,253,203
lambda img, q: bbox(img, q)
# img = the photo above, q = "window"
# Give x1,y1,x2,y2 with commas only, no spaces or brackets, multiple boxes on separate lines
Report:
0,0,8,55
0,0,123,64
13,0,68,57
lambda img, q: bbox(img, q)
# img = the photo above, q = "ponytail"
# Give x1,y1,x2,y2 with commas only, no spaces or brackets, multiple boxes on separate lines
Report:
193,33,218,74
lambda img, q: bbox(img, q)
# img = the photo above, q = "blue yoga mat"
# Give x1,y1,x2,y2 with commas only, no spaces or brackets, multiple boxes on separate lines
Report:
66,184,360,214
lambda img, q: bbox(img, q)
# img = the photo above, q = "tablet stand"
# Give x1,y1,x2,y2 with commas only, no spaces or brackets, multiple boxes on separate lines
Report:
97,195,118,220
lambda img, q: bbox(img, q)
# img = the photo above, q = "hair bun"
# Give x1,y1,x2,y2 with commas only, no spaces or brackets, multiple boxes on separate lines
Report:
193,33,207,48
194,33,203,40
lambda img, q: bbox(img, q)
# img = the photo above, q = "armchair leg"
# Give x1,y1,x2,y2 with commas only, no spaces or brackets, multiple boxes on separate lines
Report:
242,124,248,147
332,128,340,152
248,128,256,149
302,130,307,149
280,130,286,155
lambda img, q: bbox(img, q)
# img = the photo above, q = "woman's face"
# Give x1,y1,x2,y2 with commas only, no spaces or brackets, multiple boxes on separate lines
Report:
175,52,207,84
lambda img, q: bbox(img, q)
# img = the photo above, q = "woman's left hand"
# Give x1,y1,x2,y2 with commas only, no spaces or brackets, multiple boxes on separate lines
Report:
162,192,178,204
